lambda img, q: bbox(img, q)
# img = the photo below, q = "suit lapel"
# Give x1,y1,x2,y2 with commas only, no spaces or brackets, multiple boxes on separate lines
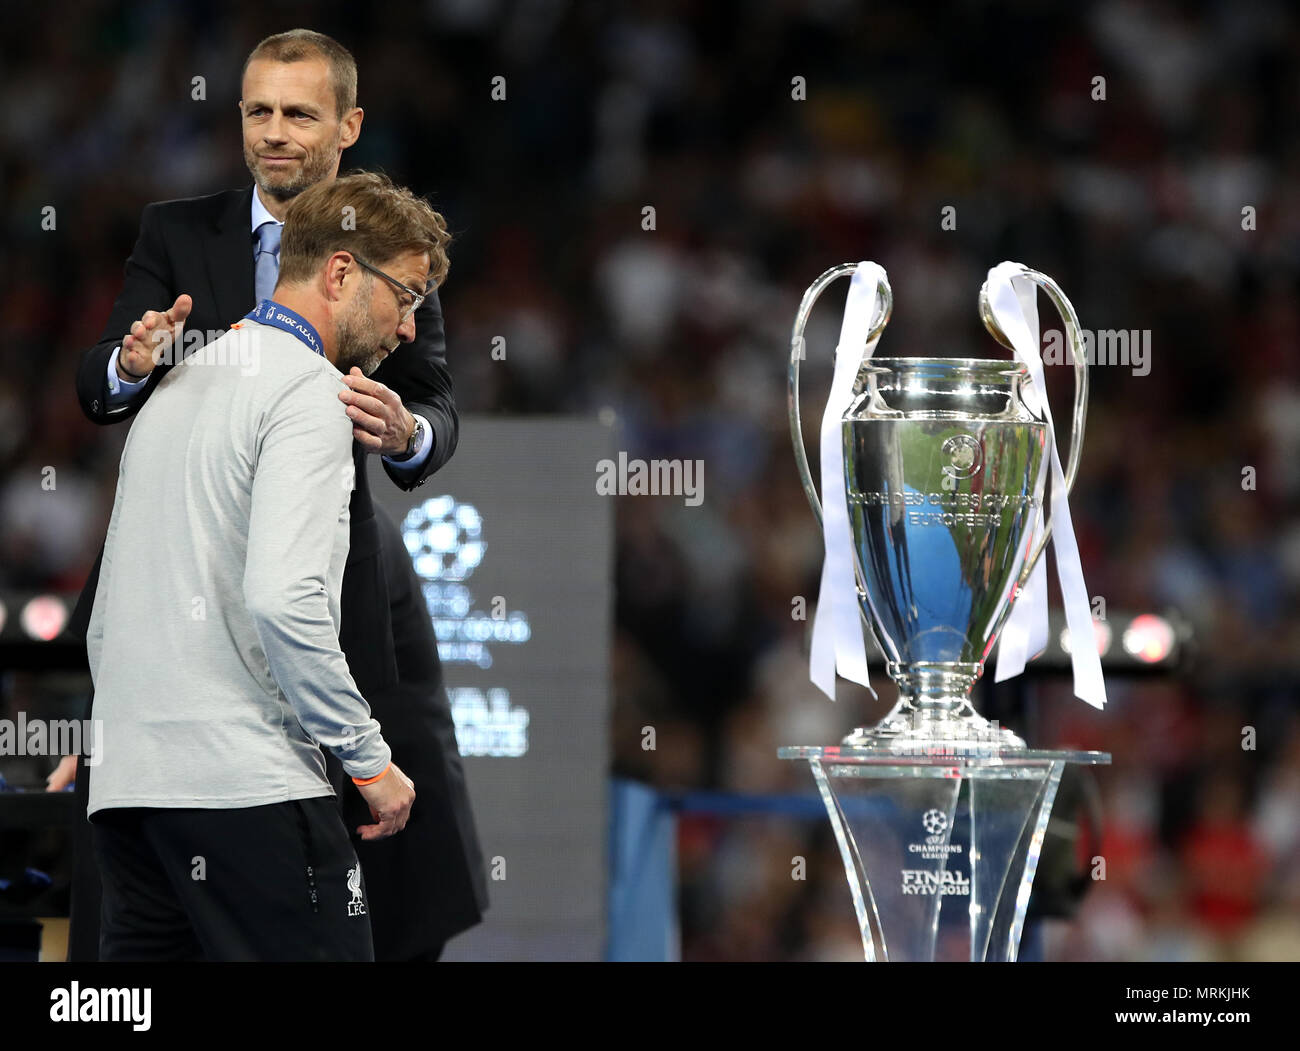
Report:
207,186,257,331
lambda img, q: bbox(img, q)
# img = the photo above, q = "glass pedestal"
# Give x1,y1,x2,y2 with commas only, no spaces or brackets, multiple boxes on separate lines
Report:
778,746,1110,961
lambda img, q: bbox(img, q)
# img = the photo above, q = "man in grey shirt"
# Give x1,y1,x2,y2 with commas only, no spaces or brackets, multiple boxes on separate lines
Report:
85,171,449,961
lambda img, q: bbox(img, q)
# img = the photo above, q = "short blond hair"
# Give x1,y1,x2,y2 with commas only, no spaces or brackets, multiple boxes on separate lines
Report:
279,171,452,290
243,29,357,120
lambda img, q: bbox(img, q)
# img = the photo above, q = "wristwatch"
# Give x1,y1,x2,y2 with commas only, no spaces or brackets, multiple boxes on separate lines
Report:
392,415,424,461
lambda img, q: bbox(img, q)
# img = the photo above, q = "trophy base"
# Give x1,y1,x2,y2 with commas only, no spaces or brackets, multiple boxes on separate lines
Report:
842,699,1027,754
777,744,1111,960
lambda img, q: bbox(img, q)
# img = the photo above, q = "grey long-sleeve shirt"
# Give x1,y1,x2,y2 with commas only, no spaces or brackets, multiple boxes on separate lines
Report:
86,317,391,816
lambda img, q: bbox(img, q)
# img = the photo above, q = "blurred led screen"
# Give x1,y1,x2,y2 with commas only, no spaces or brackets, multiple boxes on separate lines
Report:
375,416,614,961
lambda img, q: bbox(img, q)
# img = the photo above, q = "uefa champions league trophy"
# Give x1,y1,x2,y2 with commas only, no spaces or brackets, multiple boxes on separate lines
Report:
778,261,1110,961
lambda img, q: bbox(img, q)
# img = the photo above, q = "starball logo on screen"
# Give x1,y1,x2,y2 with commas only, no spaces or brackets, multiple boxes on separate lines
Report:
402,495,531,758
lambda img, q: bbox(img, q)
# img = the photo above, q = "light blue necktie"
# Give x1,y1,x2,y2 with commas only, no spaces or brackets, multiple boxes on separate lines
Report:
254,220,282,303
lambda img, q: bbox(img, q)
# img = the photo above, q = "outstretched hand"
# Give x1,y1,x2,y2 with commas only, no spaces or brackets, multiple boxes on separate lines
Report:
119,294,192,380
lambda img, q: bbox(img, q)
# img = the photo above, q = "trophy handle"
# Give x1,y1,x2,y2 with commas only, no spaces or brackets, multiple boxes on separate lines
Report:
789,264,894,527
977,267,1089,582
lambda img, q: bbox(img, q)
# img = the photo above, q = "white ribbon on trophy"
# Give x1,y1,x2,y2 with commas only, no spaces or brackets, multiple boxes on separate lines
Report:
986,261,1107,709
809,261,889,701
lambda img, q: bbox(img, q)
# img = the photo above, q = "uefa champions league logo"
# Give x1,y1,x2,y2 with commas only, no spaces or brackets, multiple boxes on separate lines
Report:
402,495,486,582
901,807,968,896
903,808,963,863
400,496,530,670
401,494,532,756
922,809,949,836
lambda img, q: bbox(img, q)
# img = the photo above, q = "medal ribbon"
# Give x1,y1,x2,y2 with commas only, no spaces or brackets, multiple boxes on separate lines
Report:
243,299,324,357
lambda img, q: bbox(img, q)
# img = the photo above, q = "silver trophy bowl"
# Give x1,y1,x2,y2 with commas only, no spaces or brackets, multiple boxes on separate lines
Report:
790,263,1089,752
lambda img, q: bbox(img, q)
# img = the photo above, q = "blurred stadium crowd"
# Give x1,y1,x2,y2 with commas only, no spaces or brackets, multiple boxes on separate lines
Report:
2,0,1298,960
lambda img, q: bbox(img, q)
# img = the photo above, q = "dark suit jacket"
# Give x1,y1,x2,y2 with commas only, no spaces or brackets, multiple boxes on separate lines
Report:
68,185,487,956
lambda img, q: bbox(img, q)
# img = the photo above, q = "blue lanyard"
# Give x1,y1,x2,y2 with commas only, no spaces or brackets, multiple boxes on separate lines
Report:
243,299,324,357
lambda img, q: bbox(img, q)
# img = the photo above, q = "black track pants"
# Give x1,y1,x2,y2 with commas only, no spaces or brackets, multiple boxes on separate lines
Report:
91,797,374,962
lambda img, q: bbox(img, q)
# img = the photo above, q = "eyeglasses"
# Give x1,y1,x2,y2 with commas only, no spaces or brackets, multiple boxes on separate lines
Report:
352,254,429,322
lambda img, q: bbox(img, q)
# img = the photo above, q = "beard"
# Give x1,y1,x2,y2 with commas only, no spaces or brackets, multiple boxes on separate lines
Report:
243,130,340,203
334,279,394,376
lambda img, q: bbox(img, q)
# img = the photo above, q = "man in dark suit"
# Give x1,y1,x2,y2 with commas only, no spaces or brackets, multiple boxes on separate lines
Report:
63,28,487,961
